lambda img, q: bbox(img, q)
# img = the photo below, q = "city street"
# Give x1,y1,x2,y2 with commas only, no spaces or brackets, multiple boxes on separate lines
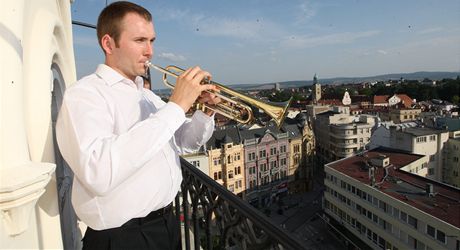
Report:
264,170,345,249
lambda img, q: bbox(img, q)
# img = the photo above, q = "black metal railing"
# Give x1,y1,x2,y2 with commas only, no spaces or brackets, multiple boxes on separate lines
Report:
175,158,308,250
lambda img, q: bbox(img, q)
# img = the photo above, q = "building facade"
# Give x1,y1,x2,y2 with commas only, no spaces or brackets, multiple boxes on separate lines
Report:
324,148,460,250
242,126,290,207
206,126,245,195
380,108,422,124
315,112,375,164
442,135,460,188
388,127,449,181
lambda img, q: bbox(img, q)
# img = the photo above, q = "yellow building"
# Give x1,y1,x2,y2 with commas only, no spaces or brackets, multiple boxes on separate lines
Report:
380,108,422,123
207,127,245,196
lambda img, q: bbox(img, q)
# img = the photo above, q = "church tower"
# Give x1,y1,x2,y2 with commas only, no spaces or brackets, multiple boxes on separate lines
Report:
312,74,321,104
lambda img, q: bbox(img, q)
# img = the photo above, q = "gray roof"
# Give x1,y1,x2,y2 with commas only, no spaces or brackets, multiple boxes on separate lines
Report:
206,125,241,149
403,127,448,136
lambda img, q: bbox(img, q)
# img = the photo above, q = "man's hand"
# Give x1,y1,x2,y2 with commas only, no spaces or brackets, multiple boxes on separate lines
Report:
197,88,222,116
169,66,216,112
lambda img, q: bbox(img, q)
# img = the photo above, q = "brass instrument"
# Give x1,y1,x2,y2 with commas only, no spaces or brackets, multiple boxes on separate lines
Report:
145,61,292,128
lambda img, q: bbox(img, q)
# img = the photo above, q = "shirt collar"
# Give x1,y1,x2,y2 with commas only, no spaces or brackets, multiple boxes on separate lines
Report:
95,64,143,89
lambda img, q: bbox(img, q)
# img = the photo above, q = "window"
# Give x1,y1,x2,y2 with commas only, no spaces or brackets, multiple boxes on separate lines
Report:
248,152,256,161
294,144,300,153
228,170,234,179
408,215,417,229
259,150,266,158
427,225,435,238
416,136,427,143
280,158,287,166
436,230,446,244
400,211,407,222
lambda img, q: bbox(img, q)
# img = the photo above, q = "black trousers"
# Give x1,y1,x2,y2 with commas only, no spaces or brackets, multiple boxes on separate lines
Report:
82,207,180,250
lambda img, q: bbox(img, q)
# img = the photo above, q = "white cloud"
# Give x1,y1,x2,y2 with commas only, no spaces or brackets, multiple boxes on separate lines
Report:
153,6,283,42
295,1,316,24
280,30,381,49
157,52,187,62
417,27,444,35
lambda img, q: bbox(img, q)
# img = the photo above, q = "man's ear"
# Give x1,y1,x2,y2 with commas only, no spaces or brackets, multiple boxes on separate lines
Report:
101,34,114,55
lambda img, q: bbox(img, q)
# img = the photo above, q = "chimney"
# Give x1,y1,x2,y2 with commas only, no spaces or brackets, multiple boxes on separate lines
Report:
369,167,376,187
426,183,435,197
370,155,390,168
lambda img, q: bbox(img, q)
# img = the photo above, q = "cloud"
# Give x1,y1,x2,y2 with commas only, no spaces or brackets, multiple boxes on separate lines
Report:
417,27,444,35
195,18,268,39
157,52,187,62
295,1,316,24
280,30,381,48
153,6,283,42
377,50,388,55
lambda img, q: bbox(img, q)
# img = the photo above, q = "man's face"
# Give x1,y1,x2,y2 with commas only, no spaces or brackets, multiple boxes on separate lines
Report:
110,13,155,81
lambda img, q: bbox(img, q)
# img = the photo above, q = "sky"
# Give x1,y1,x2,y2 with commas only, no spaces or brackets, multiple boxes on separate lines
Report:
71,0,460,89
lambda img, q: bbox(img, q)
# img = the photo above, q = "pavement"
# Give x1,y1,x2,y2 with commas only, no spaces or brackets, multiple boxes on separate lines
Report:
261,171,346,250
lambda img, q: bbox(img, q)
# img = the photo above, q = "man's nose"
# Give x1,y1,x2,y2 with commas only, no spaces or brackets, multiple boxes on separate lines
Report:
145,43,153,57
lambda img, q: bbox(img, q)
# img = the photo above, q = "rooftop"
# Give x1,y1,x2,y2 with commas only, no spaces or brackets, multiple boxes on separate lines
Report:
400,127,448,136
327,147,460,228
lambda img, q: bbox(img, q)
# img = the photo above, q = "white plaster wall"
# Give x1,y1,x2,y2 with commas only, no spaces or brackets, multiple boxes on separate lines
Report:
1,0,76,248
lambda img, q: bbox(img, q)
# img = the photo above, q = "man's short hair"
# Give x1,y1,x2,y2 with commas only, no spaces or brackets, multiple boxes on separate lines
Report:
96,1,152,50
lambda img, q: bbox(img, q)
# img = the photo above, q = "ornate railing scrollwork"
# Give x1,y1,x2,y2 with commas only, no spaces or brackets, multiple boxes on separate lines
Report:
175,158,307,250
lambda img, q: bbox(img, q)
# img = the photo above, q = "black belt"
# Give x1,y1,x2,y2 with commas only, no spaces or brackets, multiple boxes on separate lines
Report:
122,203,173,227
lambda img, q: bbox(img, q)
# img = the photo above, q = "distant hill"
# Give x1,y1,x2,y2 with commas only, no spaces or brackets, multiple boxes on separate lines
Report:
232,71,460,90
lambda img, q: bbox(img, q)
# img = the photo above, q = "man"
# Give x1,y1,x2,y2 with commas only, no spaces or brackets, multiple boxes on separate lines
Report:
56,1,220,249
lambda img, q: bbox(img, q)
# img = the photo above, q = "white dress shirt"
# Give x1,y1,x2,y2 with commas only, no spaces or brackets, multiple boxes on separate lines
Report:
56,64,214,230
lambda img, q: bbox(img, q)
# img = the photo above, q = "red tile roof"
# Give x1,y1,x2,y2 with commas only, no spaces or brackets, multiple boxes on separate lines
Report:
397,94,414,108
373,94,414,108
373,95,389,104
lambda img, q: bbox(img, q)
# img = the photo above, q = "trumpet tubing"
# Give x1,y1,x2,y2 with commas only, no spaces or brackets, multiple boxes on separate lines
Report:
145,61,292,128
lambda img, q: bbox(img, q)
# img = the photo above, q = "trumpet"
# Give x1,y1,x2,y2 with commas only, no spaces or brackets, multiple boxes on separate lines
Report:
145,61,292,128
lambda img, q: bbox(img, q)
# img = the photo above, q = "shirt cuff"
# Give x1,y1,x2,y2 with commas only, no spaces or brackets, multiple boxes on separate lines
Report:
193,110,215,122
153,102,186,133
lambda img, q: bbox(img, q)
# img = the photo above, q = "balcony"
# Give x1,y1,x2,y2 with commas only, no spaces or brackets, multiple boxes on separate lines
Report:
176,158,306,249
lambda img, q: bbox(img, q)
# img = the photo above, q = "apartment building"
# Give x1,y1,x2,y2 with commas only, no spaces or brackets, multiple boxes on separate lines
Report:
283,123,304,191
182,150,209,176
206,126,245,195
241,124,290,206
388,127,449,181
380,108,422,123
324,148,460,250
369,121,418,150
443,131,460,188
281,113,316,192
315,111,375,164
